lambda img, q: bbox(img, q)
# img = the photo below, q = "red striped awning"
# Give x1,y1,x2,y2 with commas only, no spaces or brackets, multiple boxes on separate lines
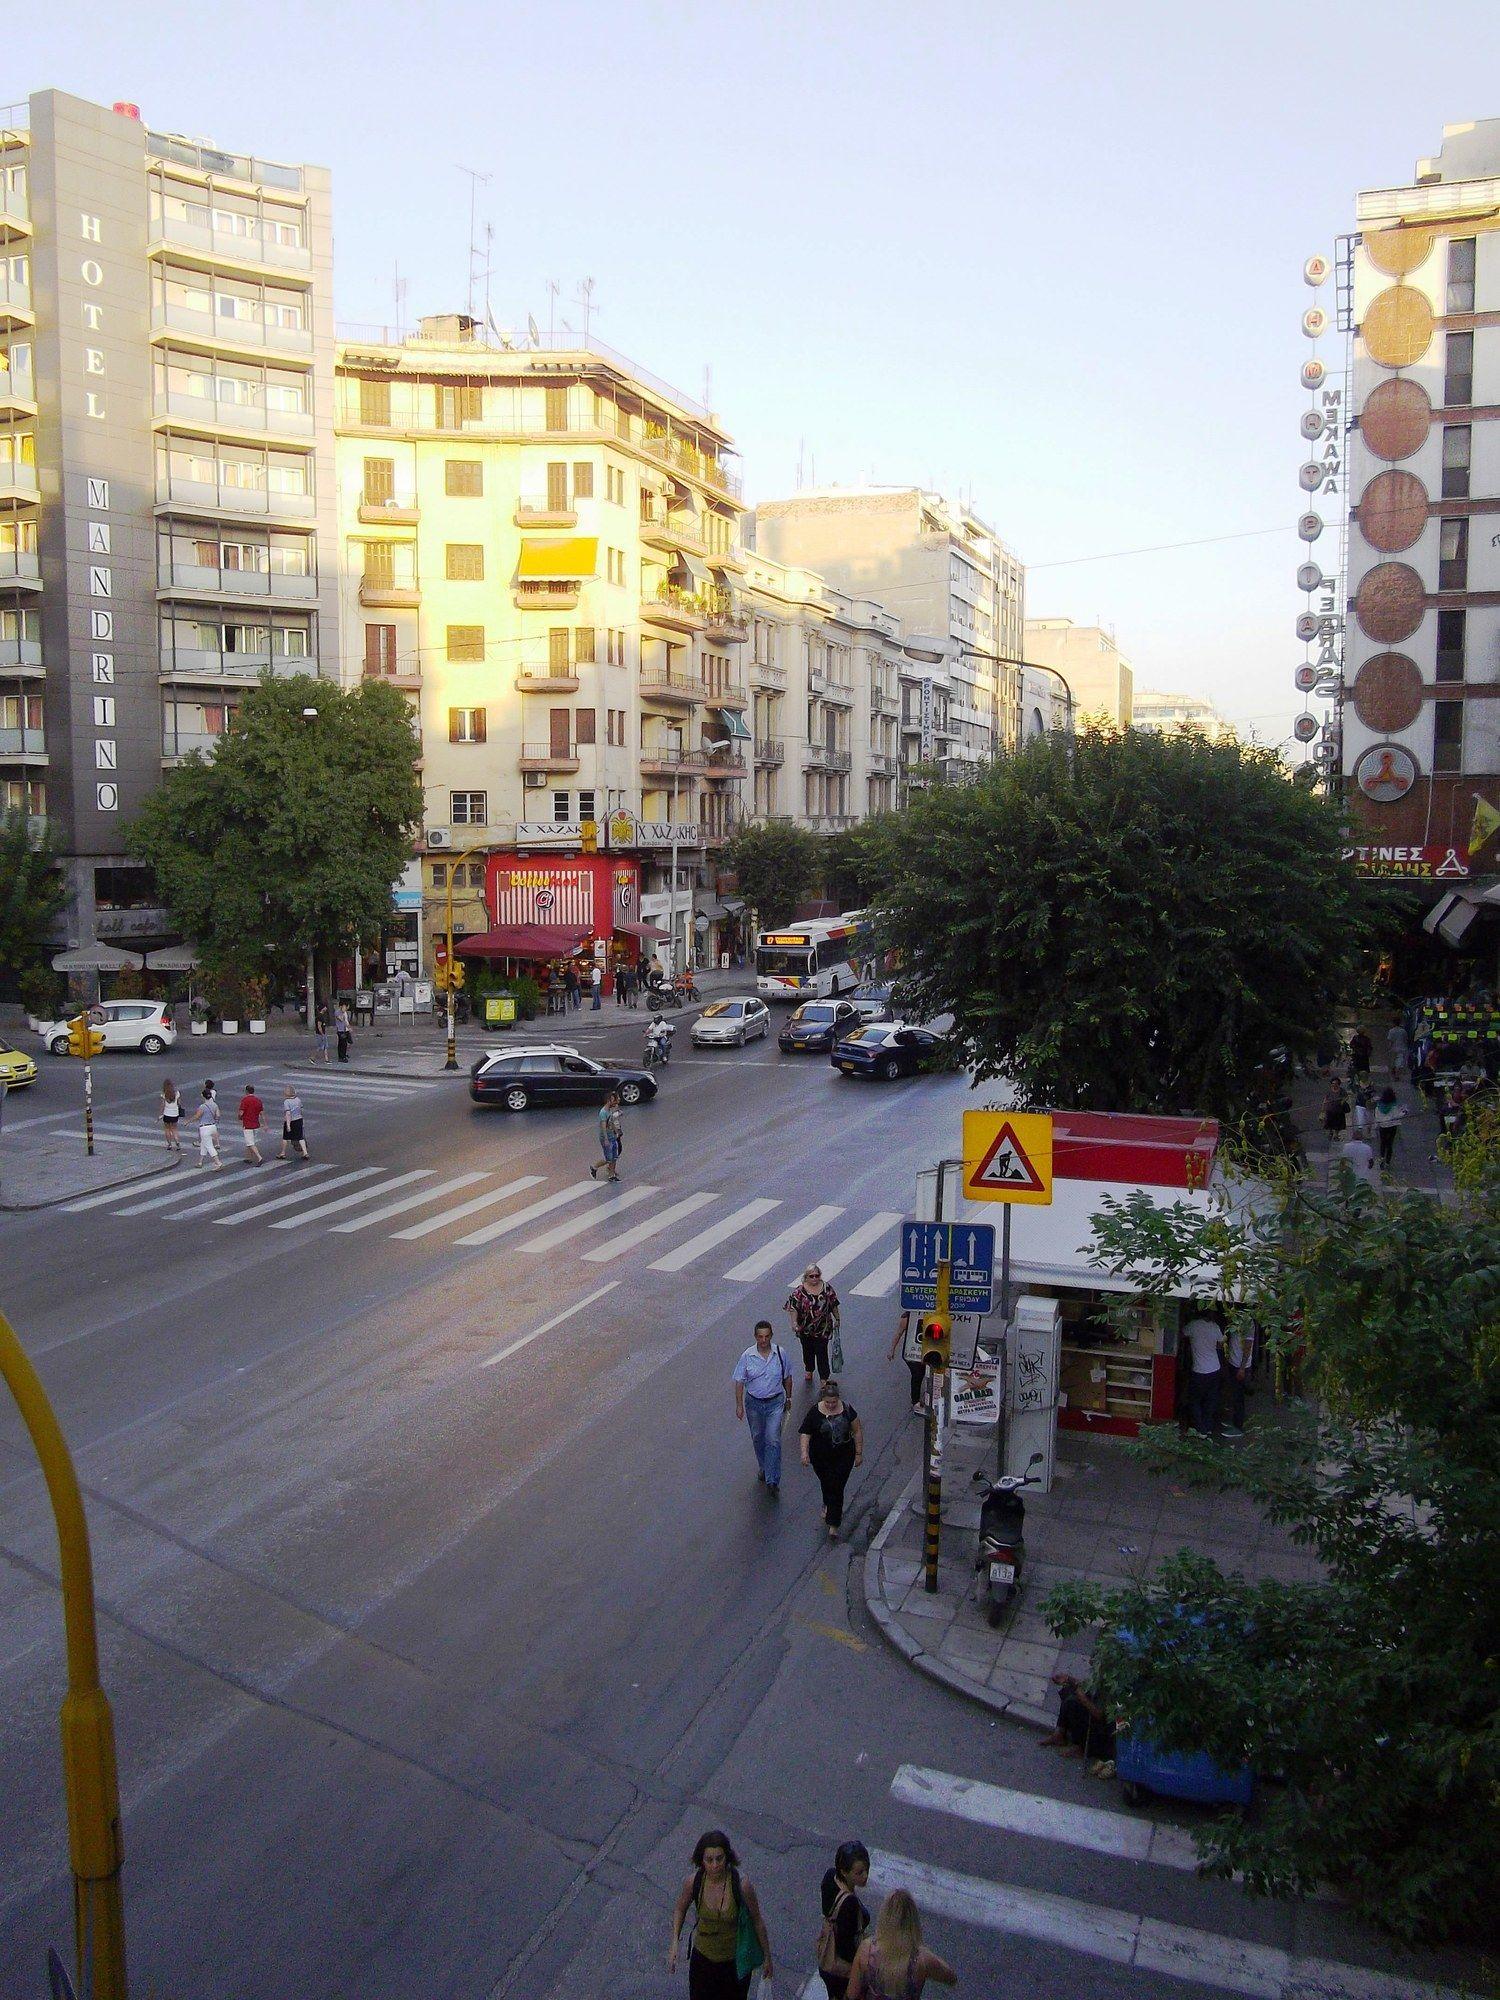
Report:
455,924,591,961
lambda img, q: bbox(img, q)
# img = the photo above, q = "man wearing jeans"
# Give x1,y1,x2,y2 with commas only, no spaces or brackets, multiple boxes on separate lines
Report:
733,1320,794,1493
1182,1308,1225,1438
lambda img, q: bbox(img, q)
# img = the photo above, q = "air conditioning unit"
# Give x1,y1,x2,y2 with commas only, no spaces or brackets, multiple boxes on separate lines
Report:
523,771,548,789
426,827,453,851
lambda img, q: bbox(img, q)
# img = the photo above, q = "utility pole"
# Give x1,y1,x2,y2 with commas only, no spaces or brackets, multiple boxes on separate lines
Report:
922,1255,952,1594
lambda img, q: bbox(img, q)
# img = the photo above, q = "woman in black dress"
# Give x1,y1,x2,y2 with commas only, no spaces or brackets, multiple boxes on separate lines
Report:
799,1380,864,1540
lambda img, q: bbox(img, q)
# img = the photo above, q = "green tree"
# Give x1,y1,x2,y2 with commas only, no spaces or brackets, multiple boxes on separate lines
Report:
0,809,68,993
871,729,1370,1117
825,815,899,913
128,674,422,987
1046,1164,1500,1944
721,819,821,929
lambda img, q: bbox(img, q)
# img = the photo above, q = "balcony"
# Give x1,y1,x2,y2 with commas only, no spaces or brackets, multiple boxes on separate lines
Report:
0,726,45,760
515,503,578,530
155,388,314,441
704,749,747,779
870,686,899,715
709,681,749,710
639,666,708,706
0,271,33,329
704,594,749,643
148,213,311,275
640,429,742,500
362,658,422,691
639,506,708,556
640,745,709,777
358,497,419,528
520,741,581,774
807,814,856,834
0,176,28,239
155,474,315,522
0,364,35,417
157,561,317,603
643,581,709,633
516,667,580,694
152,298,313,356
754,739,785,767
162,730,223,762
0,551,40,587
513,579,581,610
750,661,787,688
804,746,853,773
160,647,277,681
359,576,421,609
0,459,39,506
868,750,900,776
0,636,42,673
808,670,854,706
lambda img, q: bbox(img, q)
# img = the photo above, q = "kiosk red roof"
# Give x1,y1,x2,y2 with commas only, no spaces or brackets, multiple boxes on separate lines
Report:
455,924,591,961
1051,1111,1220,1189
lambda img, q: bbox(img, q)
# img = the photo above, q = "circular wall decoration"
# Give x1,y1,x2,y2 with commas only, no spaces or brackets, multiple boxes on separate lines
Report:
1302,306,1329,339
1301,358,1327,390
1363,285,1434,368
1359,377,1432,461
1294,665,1320,693
1304,253,1332,287
1293,713,1320,743
1357,468,1429,553
1354,561,1425,642
1353,742,1419,803
1296,611,1321,641
1299,460,1325,492
1297,512,1324,542
1364,226,1434,277
1352,652,1424,732
1300,409,1326,440
1297,561,1327,593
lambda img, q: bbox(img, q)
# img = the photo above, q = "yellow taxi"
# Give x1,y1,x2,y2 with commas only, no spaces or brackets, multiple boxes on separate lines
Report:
0,1037,39,1090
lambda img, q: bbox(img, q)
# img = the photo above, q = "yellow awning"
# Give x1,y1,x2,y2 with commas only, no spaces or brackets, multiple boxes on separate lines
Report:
517,536,598,580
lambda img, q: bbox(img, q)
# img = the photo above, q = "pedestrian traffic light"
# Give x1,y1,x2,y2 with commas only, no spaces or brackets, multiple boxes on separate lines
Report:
448,959,465,989
67,1013,105,1058
580,818,598,854
918,1313,951,1371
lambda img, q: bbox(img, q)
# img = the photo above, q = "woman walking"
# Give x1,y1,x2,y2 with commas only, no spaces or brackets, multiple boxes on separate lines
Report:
277,1084,309,1162
589,1090,623,1182
160,1078,183,1151
335,1000,353,1064
1320,1079,1348,1144
1374,1085,1408,1172
799,1379,864,1539
816,1840,872,1999
667,1829,773,1999
785,1264,841,1383
190,1080,222,1171
848,1890,957,1998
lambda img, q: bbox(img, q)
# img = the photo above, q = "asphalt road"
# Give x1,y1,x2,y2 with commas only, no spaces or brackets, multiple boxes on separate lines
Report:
0,1012,1463,2000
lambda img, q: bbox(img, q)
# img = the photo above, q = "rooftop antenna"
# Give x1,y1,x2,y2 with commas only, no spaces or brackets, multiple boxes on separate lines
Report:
573,277,596,344
547,278,560,343
702,362,712,411
393,261,407,341
481,221,495,337
458,164,492,320
797,437,805,489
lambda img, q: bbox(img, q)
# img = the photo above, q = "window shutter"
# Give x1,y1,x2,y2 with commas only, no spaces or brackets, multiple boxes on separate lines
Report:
549,627,571,675
445,459,482,496
574,626,596,664
446,543,483,581
447,624,484,662
448,708,462,744
576,707,596,746
545,387,568,431
473,707,487,743
364,540,394,586
572,461,594,499
359,379,391,426
362,457,394,503
364,624,395,675
546,461,568,511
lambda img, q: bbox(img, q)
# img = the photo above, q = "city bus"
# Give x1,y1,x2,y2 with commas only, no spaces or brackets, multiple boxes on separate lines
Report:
755,912,873,1001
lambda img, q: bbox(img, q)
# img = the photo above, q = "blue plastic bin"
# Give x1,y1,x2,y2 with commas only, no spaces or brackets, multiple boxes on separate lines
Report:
1114,1730,1254,1808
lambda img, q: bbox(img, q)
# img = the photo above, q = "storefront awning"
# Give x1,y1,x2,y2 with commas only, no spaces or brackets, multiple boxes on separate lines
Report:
714,706,752,740
144,945,201,972
694,895,728,921
721,897,746,915
456,924,591,961
615,919,670,943
51,943,145,972
516,537,598,581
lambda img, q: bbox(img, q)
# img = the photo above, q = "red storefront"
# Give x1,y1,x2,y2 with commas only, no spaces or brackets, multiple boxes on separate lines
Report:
455,853,665,990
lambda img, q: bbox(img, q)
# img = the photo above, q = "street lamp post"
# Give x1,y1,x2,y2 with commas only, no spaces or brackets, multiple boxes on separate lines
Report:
956,646,1075,746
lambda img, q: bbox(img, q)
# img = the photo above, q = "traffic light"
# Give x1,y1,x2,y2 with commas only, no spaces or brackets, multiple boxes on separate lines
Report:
918,1313,951,1371
447,958,465,989
67,1013,105,1058
580,818,598,854
432,964,449,991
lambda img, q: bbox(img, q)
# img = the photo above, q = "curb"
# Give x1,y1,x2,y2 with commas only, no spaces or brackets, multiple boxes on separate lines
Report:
0,1153,179,1213
861,1470,1054,1732
284,1061,474,1082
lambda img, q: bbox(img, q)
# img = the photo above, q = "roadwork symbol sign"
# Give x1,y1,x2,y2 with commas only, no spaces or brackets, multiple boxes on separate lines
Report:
962,1110,1054,1205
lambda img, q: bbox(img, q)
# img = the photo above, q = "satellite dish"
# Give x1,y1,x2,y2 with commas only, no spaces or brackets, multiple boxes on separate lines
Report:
1294,713,1320,742
1301,358,1327,390
1296,612,1320,641
1304,254,1332,287
1302,306,1329,338
1299,461,1324,492
1297,562,1326,592
1300,409,1326,440
1298,512,1324,542
1294,665,1320,693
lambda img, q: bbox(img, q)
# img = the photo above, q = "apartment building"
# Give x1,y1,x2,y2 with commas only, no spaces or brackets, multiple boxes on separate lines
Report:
754,487,1026,764
334,315,748,971
1022,617,1134,727
1342,120,1500,896
0,90,339,954
1133,688,1235,740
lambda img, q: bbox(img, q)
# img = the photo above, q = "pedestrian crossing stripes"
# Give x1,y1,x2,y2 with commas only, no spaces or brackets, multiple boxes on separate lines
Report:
390,1174,546,1240
723,1204,846,1282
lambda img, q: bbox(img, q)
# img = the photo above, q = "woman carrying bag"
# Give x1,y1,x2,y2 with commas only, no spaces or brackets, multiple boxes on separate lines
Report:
785,1264,842,1383
668,1828,774,1999
815,1840,871,1998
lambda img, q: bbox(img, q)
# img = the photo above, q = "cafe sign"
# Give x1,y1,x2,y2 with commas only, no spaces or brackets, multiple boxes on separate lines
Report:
1342,844,1471,879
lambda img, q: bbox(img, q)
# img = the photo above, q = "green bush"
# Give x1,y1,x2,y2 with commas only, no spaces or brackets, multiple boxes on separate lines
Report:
18,965,59,1021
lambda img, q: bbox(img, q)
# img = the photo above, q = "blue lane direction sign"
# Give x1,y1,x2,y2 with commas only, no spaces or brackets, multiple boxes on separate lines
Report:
899,1219,996,1313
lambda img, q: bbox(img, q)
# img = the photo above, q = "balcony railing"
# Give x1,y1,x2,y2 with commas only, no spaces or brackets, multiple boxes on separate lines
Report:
803,746,853,773
704,596,749,642
640,745,709,773
704,749,746,777
147,131,304,191
0,364,35,411
156,387,314,440
359,576,420,608
750,660,787,687
362,657,422,689
162,729,224,760
520,741,581,772
358,496,419,526
0,637,42,671
155,473,316,520
808,669,855,705
148,211,311,273
707,681,748,710
807,814,856,834
754,739,785,766
157,560,317,602
639,666,709,704
513,579,581,609
639,505,708,554
870,686,899,714
152,298,313,355
0,271,33,324
516,667,580,693
0,552,40,585
515,503,578,529
0,461,39,504
867,750,899,775
640,427,742,498
0,726,45,757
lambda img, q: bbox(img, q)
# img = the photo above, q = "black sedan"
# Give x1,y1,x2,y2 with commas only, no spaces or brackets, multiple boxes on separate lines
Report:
778,999,861,1054
831,1022,945,1080
470,1044,658,1112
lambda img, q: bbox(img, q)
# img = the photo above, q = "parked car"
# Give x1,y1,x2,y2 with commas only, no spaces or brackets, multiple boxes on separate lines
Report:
0,1037,39,1090
846,982,895,1024
37,999,176,1058
831,1021,946,1080
778,999,860,1054
469,1044,658,1113
691,997,771,1048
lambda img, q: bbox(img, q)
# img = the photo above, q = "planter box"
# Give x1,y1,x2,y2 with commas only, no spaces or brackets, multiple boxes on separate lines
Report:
190,1020,209,1036
248,1019,267,1035
221,1020,239,1035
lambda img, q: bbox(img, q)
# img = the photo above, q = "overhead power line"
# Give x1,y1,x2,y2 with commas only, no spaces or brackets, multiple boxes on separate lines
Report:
1029,525,1290,571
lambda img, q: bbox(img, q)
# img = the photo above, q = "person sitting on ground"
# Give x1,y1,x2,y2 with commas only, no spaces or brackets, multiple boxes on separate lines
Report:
1042,1671,1116,1768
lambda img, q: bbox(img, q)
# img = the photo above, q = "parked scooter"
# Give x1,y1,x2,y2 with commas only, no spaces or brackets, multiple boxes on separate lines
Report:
972,1452,1044,1626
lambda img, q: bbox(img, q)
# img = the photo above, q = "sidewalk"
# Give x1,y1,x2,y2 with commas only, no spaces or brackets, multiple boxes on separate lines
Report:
864,1423,1317,1730
0,1128,177,1210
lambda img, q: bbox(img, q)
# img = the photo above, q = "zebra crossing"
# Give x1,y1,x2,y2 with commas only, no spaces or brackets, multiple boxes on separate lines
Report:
54,1069,448,1156
61,1153,908,1296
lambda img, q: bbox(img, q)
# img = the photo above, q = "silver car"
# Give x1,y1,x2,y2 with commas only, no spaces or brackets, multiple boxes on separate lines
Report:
691,996,771,1047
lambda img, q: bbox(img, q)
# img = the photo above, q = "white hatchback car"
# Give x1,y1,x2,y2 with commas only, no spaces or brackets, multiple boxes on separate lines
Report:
38,999,177,1057
691,996,771,1047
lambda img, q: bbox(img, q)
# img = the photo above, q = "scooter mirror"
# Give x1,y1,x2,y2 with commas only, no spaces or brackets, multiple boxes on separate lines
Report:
1026,1451,1044,1470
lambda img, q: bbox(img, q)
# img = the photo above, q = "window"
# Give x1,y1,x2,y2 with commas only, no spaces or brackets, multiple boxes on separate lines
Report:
445,458,482,497
451,790,487,825
436,384,483,429
1447,238,1476,314
545,386,569,431
362,457,394,505
1433,700,1464,774
1436,608,1465,683
572,461,594,499
553,791,571,820
430,861,448,889
546,461,569,511
446,624,485,662
606,463,626,505
606,547,625,586
576,707,596,746
606,707,625,746
449,707,487,744
606,628,625,665
574,626,596,664
1444,332,1474,407
549,627,571,675
446,542,484,581
1439,517,1469,591
363,541,394,587
1442,425,1472,499
579,789,596,822
359,379,391,427
364,624,397,678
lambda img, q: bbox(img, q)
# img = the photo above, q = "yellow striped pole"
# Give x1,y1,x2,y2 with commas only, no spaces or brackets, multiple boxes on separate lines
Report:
922,1258,951,1593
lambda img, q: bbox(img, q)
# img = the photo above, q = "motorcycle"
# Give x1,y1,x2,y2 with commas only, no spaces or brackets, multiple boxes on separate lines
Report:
644,1025,674,1069
972,1452,1044,1626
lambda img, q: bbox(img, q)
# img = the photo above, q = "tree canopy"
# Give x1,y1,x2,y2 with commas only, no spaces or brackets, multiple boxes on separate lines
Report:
865,729,1371,1118
0,810,67,990
721,819,822,929
128,674,422,981
1047,1158,1500,1943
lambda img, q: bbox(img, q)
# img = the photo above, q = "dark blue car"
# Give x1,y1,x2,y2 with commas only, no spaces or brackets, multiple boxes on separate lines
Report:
831,1021,944,1080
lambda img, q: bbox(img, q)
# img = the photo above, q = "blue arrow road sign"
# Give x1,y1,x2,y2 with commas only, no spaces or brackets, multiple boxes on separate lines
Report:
900,1219,996,1313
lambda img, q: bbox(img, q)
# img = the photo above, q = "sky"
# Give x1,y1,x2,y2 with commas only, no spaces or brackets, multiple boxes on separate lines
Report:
13,0,1500,747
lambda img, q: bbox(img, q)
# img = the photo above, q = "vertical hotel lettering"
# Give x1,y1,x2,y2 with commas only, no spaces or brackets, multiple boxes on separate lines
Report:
79,211,117,811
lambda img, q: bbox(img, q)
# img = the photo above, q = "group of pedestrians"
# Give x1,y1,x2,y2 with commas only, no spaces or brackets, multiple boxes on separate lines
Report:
668,1829,957,1998
1181,1305,1255,1439
311,1002,354,1064
730,1270,866,1538
1321,1023,1411,1184
160,1077,309,1168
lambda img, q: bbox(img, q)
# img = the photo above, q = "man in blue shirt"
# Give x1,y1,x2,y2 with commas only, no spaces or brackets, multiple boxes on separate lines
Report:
733,1320,794,1493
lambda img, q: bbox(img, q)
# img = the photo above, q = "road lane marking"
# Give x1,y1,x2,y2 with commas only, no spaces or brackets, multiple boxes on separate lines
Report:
391,1174,546,1240
647,1197,782,1271
210,1167,385,1226
454,1179,604,1248
891,1764,1197,1870
864,1849,1454,2000
330,1170,491,1232
480,1280,621,1368
801,1618,867,1652
519,1183,659,1253
269,1168,435,1229
102,1163,337,1218
789,1210,902,1284
851,1246,901,1298
722,1204,845,1283
582,1190,718,1261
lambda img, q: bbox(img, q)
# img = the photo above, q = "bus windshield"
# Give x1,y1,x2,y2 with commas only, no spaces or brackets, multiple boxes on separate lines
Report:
756,946,814,976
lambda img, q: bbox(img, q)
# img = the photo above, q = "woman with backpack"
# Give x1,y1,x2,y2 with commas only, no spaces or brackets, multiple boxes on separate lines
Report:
816,1840,872,1998
848,1889,956,1997
667,1829,774,1998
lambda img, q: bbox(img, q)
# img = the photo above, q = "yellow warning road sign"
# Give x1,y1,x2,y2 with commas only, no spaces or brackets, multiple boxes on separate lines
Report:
962,1110,1054,1205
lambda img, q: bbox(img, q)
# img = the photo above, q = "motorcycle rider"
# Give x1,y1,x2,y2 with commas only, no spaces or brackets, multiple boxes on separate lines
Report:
645,1012,674,1067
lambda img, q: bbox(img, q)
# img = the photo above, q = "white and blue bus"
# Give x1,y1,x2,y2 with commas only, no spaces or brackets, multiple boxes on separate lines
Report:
755,911,873,1001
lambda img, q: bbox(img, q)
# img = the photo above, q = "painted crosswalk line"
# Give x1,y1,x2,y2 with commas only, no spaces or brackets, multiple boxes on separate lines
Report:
108,1163,338,1219
329,1171,491,1233
453,1179,606,1248
518,1183,659,1254
212,1167,385,1227
792,1210,902,1285
851,1246,901,1298
866,1848,1457,2000
722,1204,846,1283
647,1197,782,1272
582,1190,719,1262
891,1764,1199,1871
390,1174,546,1241
269,1169,436,1230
